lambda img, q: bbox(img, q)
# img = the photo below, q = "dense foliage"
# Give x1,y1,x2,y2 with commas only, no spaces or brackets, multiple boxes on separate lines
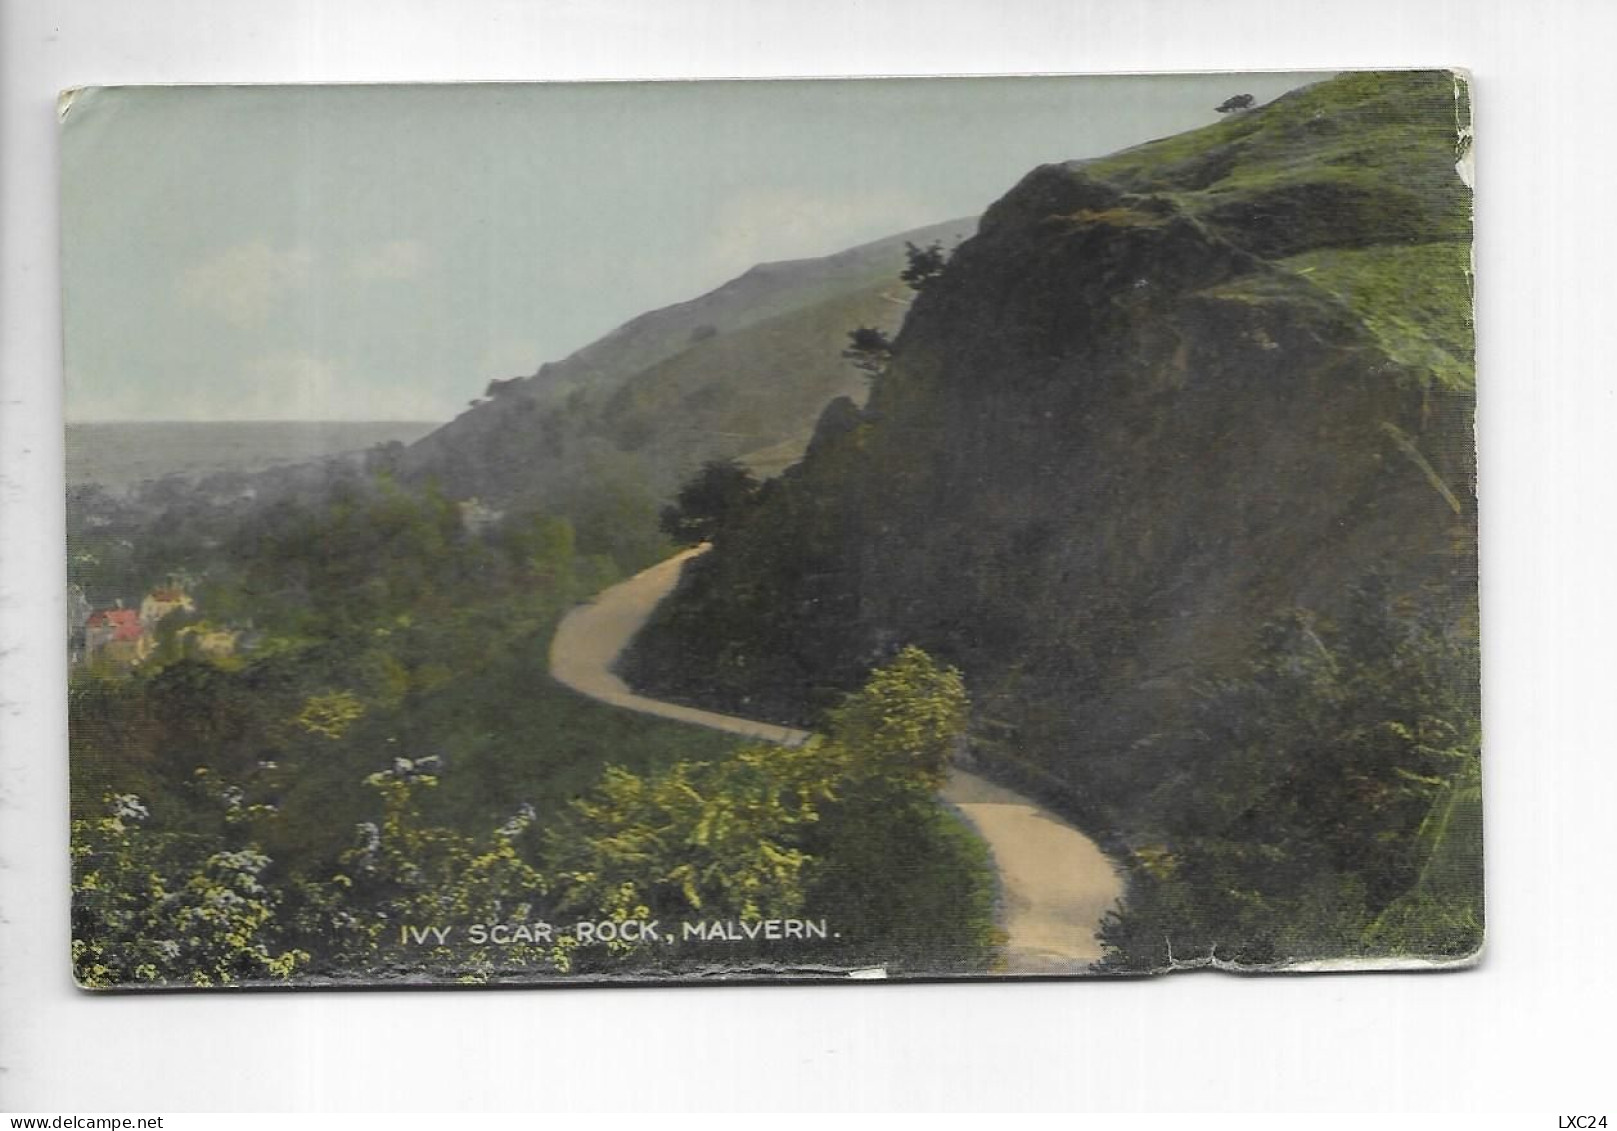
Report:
69,471,1000,985
1098,584,1482,969
551,647,997,973
657,458,761,547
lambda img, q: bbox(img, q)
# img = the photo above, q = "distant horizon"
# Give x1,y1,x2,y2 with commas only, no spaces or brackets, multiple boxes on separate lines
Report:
65,418,441,489
67,418,445,426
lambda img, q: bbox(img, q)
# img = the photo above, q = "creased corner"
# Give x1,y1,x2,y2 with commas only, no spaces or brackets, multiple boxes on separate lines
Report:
58,87,87,124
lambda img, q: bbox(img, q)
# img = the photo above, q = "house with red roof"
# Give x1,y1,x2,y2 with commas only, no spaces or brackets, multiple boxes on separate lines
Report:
85,607,151,666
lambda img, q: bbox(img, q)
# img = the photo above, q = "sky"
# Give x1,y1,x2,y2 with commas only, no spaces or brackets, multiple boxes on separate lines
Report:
61,71,1328,422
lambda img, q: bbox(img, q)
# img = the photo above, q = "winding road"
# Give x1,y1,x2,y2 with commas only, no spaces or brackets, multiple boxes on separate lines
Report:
549,545,1124,973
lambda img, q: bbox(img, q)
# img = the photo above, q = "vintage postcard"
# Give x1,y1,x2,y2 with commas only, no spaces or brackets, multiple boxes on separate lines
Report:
64,70,1478,988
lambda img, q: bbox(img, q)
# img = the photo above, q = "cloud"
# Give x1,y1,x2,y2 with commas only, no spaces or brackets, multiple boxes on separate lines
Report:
347,239,428,282
477,338,543,380
699,186,934,283
178,240,311,328
235,353,455,421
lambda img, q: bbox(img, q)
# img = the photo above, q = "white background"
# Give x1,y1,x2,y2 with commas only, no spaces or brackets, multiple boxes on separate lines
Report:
3,0,1614,1115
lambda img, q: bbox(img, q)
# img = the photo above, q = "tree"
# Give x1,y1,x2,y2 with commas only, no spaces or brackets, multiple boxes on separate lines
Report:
900,240,951,292
837,243,950,388
801,646,993,968
841,326,893,382
825,645,967,793
658,459,760,546
1215,93,1256,114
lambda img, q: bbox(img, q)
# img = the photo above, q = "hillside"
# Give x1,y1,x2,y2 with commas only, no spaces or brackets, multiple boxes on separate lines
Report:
395,216,975,505
66,217,977,634
622,71,1480,968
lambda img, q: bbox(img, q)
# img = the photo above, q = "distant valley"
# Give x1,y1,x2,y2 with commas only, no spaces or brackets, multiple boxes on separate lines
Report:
66,421,439,491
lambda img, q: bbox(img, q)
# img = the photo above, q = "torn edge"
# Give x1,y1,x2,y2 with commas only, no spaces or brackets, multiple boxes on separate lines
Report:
1454,66,1478,380
1141,942,1483,977
1452,67,1476,189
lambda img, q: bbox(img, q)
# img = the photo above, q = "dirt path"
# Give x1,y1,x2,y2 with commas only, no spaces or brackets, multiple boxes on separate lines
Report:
550,548,812,746
938,768,1124,970
549,546,1124,973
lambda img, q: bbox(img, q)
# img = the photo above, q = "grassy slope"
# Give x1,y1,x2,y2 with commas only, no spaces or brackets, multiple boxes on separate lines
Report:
401,218,973,504
598,278,904,479
1280,244,1474,391
1089,70,1473,394
1087,70,1471,239
547,216,976,401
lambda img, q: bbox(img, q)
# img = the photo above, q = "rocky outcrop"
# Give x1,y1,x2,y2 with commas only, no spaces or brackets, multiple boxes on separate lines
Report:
623,71,1476,839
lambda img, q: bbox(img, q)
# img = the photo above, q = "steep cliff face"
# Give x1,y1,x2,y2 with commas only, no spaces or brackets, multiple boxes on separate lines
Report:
624,71,1476,841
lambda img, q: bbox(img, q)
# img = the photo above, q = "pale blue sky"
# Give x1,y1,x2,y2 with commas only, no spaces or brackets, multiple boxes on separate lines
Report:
62,72,1327,422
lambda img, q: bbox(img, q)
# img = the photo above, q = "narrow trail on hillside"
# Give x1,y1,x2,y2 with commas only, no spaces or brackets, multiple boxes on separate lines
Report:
548,545,1125,973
